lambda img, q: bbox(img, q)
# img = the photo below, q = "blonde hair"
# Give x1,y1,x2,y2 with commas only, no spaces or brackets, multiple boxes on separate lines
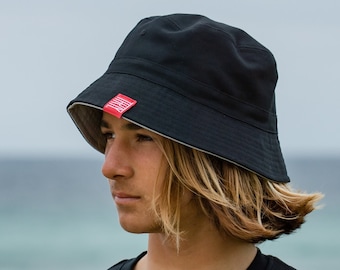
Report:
153,138,323,244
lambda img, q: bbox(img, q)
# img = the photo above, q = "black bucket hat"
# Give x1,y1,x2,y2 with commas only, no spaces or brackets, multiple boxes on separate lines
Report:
67,13,289,183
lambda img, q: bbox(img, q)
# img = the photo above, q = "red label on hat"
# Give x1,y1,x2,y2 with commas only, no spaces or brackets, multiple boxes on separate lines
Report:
103,94,137,118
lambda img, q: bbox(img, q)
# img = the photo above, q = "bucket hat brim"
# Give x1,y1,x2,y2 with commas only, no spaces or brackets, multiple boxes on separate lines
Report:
68,71,289,183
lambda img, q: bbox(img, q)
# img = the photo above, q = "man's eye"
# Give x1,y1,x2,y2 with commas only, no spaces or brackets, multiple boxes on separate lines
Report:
103,133,115,140
136,134,153,142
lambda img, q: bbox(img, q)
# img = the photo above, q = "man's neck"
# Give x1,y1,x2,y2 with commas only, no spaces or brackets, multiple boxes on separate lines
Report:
136,219,256,270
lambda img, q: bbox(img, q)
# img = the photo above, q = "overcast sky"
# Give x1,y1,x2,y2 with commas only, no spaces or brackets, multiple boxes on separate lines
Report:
1,0,339,159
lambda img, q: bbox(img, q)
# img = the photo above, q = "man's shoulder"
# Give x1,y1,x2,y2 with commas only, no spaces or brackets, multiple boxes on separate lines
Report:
248,249,296,270
265,255,296,270
107,249,295,270
107,252,147,270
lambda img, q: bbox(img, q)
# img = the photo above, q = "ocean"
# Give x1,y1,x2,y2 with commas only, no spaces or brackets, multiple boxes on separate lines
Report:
1,156,339,269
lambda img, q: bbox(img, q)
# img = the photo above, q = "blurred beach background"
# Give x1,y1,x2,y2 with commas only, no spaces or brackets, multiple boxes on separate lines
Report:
1,1,339,269
1,157,339,269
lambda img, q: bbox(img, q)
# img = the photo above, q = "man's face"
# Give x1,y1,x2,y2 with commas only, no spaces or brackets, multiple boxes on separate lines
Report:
100,112,166,233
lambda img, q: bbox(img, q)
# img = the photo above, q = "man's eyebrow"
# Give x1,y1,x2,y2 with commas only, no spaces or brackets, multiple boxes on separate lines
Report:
100,119,110,129
121,122,143,131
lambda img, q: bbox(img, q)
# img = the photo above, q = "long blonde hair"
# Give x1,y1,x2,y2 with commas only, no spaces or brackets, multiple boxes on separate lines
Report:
153,138,323,244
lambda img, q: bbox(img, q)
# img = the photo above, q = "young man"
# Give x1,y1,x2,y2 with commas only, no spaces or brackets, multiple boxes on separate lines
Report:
67,14,322,270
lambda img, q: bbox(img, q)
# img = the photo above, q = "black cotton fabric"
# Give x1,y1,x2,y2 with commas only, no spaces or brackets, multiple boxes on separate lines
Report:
107,249,296,270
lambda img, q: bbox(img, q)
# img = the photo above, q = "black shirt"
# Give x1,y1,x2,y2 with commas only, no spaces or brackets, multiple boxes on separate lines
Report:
107,249,296,269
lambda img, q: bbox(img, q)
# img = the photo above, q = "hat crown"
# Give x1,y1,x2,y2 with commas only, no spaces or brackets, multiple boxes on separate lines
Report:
111,14,278,132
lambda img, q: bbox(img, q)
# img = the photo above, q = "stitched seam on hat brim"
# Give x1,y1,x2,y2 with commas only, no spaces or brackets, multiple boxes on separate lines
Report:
67,102,287,183
124,118,284,183
107,58,277,134
104,71,277,134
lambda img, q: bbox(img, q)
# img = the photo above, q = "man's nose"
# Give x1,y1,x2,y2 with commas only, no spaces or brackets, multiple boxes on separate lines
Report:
101,141,133,180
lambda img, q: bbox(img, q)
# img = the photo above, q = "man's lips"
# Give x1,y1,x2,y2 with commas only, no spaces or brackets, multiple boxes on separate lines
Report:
113,192,141,204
